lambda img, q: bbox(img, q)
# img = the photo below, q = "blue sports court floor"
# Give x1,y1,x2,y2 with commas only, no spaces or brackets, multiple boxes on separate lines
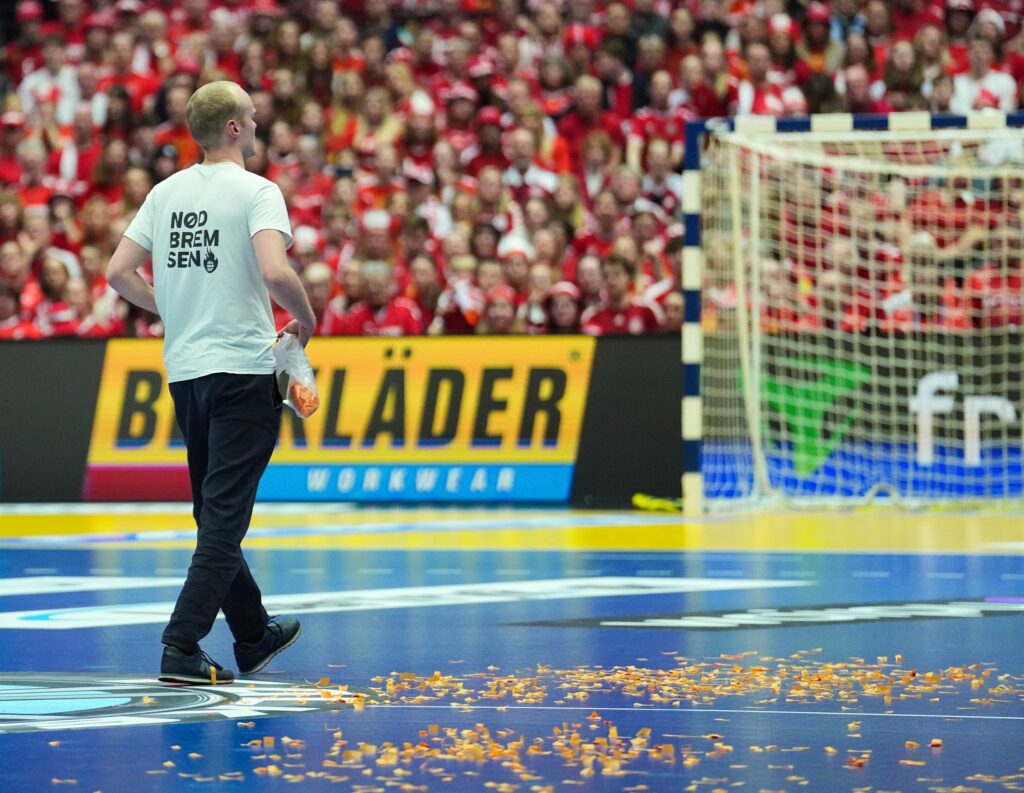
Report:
0,504,1022,791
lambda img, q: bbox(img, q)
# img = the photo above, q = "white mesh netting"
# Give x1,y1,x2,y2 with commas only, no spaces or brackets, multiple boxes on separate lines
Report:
700,124,1024,507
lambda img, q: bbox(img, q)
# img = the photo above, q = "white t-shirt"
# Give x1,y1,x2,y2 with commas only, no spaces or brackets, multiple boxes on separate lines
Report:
125,162,293,383
950,70,1019,114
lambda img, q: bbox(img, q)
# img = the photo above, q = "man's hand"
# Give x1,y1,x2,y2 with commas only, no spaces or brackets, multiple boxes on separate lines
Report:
279,318,313,347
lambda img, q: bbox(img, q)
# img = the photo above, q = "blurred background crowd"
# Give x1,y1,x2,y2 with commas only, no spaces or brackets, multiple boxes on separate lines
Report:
0,0,1022,340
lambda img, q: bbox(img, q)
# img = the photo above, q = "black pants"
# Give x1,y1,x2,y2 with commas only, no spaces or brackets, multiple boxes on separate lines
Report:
162,373,281,653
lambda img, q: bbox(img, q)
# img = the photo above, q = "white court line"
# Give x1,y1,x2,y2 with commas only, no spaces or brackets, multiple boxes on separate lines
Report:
0,577,807,629
369,703,1024,721
0,576,183,597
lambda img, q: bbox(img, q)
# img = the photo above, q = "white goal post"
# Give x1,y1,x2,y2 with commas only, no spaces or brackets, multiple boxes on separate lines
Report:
683,112,1024,513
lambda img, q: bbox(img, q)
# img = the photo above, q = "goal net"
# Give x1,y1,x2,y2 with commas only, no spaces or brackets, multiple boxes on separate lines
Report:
697,116,1024,508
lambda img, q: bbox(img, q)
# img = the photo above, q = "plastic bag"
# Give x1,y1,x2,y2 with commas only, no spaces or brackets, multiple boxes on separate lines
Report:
273,333,319,418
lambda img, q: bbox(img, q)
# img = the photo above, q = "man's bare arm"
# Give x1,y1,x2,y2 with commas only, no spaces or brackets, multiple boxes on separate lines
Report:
253,229,316,346
106,235,159,315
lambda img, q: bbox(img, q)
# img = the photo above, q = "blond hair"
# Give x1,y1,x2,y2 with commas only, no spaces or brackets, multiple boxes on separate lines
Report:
186,81,246,150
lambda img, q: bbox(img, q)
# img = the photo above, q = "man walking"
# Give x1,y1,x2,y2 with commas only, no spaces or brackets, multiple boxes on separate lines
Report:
106,81,316,685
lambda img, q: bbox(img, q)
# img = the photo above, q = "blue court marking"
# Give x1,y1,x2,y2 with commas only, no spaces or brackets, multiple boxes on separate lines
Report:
0,524,1020,792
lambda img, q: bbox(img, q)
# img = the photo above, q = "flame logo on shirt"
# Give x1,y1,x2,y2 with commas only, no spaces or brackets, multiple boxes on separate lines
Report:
203,249,218,273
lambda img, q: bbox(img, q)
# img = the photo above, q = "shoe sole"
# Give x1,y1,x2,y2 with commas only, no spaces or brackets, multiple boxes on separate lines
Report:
158,673,235,685
238,625,302,675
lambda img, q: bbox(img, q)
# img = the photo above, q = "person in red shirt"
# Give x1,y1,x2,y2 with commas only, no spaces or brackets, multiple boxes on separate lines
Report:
0,241,43,319
78,244,121,322
479,283,520,335
890,0,936,40
14,139,56,209
47,102,103,196
544,280,583,333
404,253,443,332
735,42,787,117
439,82,480,160
964,225,1024,329
503,127,560,205
32,255,76,335
463,107,509,178
355,144,404,216
430,253,485,335
517,261,555,333
0,281,43,339
797,2,847,77
62,276,123,338
698,35,740,118
945,0,975,74
627,70,687,171
865,0,896,67
0,193,24,245
842,64,894,113
964,264,1022,329
41,0,87,62
557,76,625,176
0,113,27,187
563,22,600,79
98,30,162,116
581,255,663,335
5,1,47,85
299,262,338,337
289,136,334,229
154,85,202,171
574,190,624,260
332,260,422,337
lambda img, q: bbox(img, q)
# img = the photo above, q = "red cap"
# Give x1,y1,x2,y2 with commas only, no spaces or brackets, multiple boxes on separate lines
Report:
16,0,43,22
549,281,581,302
445,82,479,104
174,57,202,76
804,2,831,23
1,112,26,128
250,0,284,17
564,23,600,50
486,284,518,306
84,11,115,30
476,106,502,126
467,56,494,79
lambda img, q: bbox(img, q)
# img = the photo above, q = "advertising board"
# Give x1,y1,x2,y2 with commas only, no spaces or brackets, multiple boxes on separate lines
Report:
84,337,596,502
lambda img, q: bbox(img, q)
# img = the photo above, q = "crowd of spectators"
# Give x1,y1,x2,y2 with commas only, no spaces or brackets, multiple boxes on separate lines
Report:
1,0,1023,341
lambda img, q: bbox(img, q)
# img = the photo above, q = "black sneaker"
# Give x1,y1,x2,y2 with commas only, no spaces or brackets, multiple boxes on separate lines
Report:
158,645,235,685
234,616,301,675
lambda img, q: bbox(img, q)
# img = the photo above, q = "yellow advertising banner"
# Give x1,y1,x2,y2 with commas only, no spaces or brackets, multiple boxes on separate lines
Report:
87,337,596,501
